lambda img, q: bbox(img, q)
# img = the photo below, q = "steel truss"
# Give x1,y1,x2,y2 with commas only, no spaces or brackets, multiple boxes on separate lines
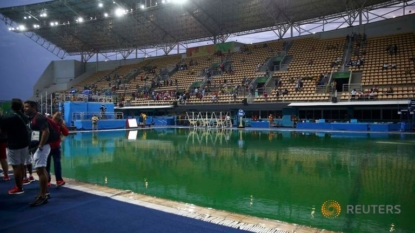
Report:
1,0,414,60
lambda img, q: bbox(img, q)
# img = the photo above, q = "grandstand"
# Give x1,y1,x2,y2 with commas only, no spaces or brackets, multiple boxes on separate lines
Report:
1,0,414,124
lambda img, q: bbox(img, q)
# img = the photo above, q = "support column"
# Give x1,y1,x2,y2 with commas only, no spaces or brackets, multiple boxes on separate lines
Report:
290,25,293,38
96,53,98,72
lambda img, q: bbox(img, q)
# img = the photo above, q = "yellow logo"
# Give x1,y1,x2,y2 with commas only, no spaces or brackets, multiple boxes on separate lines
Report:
321,200,341,218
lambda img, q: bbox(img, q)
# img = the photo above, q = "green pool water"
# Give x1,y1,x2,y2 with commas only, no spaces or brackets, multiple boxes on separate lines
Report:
60,129,415,233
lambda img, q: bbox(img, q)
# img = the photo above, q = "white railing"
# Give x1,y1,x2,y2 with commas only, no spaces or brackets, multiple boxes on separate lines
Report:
72,112,124,120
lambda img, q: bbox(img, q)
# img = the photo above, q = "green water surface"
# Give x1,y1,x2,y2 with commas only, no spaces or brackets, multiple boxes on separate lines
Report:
60,129,415,233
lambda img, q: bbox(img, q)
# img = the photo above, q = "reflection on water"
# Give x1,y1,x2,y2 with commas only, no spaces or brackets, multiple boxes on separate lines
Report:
62,129,415,233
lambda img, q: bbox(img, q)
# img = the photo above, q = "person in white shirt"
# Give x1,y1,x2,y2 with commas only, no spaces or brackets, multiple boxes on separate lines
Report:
351,89,357,99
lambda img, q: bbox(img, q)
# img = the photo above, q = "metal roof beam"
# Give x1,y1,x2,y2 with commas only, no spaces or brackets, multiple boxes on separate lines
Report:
191,0,224,34
24,32,67,59
183,5,215,37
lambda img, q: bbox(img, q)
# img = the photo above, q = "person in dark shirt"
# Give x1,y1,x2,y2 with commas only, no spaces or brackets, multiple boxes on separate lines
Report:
0,112,10,180
24,100,51,206
0,99,30,194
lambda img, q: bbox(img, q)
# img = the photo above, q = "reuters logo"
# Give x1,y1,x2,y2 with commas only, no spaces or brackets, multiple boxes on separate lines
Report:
321,200,341,218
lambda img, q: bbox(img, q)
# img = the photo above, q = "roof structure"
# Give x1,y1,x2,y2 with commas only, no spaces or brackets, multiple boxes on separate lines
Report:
0,0,410,59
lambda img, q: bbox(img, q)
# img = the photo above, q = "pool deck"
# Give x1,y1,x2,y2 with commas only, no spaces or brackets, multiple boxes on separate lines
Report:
47,176,338,233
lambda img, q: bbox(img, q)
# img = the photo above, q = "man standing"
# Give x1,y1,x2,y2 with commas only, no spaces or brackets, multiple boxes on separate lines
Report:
0,99,30,194
91,115,99,130
24,100,51,206
47,112,69,186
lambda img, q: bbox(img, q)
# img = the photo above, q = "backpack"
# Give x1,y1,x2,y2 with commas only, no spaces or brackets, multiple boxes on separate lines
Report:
46,118,61,142
12,112,31,146
31,114,61,143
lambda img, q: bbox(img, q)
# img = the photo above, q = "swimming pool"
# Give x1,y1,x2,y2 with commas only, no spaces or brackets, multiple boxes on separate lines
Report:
61,128,415,233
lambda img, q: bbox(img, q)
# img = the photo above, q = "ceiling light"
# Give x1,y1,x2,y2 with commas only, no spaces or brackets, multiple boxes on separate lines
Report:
98,2,103,7
172,0,186,3
115,8,126,17
104,13,109,17
19,25,26,31
140,4,145,9
78,17,84,23
24,16,27,19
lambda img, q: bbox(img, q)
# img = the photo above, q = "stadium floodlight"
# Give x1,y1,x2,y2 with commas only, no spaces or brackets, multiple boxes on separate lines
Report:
115,8,126,16
172,0,187,4
98,2,104,8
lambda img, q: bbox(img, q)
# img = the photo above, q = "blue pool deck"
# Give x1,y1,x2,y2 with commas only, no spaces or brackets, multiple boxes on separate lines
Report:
0,174,334,233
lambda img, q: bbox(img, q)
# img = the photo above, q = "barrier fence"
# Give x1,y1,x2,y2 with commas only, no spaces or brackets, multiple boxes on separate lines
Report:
72,112,124,121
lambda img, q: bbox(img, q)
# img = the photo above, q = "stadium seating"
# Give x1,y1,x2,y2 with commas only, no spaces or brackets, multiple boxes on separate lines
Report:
343,33,415,100
60,33,415,106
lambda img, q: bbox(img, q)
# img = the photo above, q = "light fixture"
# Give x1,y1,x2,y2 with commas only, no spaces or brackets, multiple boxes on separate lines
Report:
98,2,103,7
104,13,109,17
172,0,186,4
19,25,26,31
140,4,145,9
24,16,27,19
115,8,126,17
78,17,84,22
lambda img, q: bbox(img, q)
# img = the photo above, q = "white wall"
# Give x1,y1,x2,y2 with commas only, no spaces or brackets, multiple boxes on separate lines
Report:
33,62,54,91
85,57,144,72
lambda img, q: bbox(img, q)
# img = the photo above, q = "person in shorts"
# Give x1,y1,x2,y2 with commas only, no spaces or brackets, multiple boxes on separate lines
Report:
0,113,10,180
91,115,98,130
0,99,30,194
24,101,51,206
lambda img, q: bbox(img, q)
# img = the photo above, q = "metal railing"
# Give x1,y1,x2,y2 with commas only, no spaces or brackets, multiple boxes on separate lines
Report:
343,84,363,92
55,93,113,102
72,112,124,120
315,85,329,93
